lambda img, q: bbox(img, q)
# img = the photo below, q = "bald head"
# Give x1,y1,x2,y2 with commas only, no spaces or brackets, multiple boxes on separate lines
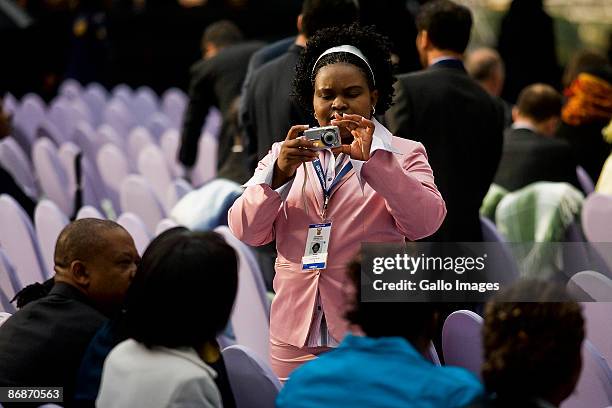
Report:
466,47,505,97
53,219,139,315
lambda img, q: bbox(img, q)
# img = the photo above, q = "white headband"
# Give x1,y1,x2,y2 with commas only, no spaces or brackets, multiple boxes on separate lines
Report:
312,44,376,86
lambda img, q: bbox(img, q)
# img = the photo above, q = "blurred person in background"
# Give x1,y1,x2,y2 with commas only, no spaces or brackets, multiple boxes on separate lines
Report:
466,47,512,126
494,84,579,191
178,20,263,177
497,0,560,103
556,58,612,182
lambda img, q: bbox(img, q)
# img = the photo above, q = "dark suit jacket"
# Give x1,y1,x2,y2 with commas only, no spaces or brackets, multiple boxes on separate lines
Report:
0,283,107,406
494,127,579,191
386,59,505,242
242,44,316,170
178,41,263,168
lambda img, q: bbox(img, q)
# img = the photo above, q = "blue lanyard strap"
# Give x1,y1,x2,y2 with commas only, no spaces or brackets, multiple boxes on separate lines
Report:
312,158,353,199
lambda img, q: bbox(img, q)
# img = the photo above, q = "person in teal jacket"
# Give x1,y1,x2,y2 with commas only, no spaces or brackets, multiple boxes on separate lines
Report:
276,258,483,408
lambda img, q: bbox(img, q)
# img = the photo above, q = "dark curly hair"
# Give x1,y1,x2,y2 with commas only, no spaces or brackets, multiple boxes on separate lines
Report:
293,24,396,115
482,280,584,402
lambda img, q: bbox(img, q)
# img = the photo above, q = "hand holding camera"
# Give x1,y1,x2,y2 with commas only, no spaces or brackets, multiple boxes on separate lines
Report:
272,124,317,189
330,112,375,161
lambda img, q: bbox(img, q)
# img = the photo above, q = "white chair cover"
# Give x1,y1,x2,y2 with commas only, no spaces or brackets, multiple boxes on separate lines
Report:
97,143,130,213
160,128,182,177
119,175,166,234
34,199,69,278
32,137,73,215
161,88,187,128
117,212,151,255
137,144,172,206
0,137,39,199
76,205,105,219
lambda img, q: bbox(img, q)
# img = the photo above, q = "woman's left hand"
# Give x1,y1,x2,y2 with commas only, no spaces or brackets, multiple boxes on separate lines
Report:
330,113,375,161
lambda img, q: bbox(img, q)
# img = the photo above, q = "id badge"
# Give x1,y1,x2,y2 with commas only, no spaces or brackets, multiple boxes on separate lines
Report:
301,222,332,270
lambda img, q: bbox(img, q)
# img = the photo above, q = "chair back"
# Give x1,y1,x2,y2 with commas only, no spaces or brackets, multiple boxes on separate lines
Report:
160,129,182,177
76,205,104,219
442,310,484,379
97,143,130,213
0,249,19,313
576,165,595,195
119,175,166,234
581,193,612,271
145,112,172,143
222,345,281,408
216,226,270,361
133,86,158,125
116,212,151,255
480,216,520,283
0,195,47,287
191,133,218,187
32,137,73,215
83,83,107,126
561,340,612,408
137,144,172,206
0,138,38,199
154,218,179,236
34,199,69,278
161,88,187,128
165,178,193,211
128,127,155,169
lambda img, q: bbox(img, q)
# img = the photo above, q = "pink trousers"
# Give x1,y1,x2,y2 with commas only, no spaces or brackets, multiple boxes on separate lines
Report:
269,336,332,383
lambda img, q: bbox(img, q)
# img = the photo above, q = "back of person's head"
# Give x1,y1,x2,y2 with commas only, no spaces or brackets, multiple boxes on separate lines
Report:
563,50,609,89
202,20,243,50
124,228,238,349
466,47,505,96
482,280,584,405
515,83,562,123
300,0,360,39
54,218,139,315
344,258,438,350
416,0,472,54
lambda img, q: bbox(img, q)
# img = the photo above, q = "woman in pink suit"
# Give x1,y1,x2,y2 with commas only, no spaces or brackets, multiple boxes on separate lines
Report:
228,24,446,381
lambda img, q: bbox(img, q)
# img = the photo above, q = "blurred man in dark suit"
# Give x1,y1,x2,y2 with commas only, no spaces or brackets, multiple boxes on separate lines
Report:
386,0,504,242
495,84,578,191
178,20,263,175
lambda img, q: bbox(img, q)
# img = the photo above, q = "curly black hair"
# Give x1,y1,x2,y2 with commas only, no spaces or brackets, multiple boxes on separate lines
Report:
293,24,396,115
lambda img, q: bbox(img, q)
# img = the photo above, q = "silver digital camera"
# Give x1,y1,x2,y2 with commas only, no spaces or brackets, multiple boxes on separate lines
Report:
304,125,341,150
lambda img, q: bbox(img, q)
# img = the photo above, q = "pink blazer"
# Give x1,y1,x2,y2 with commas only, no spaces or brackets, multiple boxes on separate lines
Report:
228,136,446,347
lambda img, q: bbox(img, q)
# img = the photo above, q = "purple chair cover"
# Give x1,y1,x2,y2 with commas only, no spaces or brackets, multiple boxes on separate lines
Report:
34,199,69,278
32,137,73,215
36,118,65,146
82,156,108,212
0,138,39,199
203,107,222,137
567,270,612,302
222,345,282,408
425,342,441,366
58,78,82,100
13,94,46,154
154,218,179,236
128,127,155,171
145,112,172,142
480,216,520,284
0,249,19,313
215,226,270,361
561,340,612,408
48,99,77,143
161,88,187,128
111,84,133,108
2,92,18,115
83,84,107,126
58,141,80,199
0,194,47,287
133,86,158,125
165,178,193,211
119,175,166,234
581,193,612,272
577,166,595,195
103,99,133,137
137,144,172,206
97,124,124,151
76,205,104,219
442,310,484,379
97,143,130,213
160,129,182,177
116,212,151,255
192,133,218,187
580,301,612,368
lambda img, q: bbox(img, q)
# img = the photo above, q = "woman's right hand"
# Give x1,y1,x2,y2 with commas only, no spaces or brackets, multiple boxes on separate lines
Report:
271,125,317,189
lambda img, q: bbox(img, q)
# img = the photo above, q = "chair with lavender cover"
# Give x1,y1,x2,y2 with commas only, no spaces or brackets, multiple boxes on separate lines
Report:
34,199,69,278
76,205,104,219
32,137,73,215
0,194,47,287
145,112,172,143
58,141,80,199
0,249,19,313
581,193,612,271
161,88,187,128
577,166,595,195
97,124,124,151
442,310,484,379
561,340,612,408
0,138,39,199
191,133,218,187
112,84,133,108
59,78,82,100
426,342,441,366
165,178,193,211
160,129,182,177
222,345,281,408
133,86,158,125
480,215,520,284
103,99,133,137
128,127,155,171
215,226,270,361
12,94,46,154
48,99,76,141
116,212,151,255
137,144,173,206
83,84,107,126
97,143,130,213
119,175,166,234
37,118,66,146
578,301,612,368
567,270,612,302
2,92,18,115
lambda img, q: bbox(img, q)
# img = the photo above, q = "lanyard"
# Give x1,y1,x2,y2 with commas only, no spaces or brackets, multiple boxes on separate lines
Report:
312,157,352,220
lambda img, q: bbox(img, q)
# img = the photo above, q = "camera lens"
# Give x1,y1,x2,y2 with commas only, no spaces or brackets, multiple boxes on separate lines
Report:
322,130,337,146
